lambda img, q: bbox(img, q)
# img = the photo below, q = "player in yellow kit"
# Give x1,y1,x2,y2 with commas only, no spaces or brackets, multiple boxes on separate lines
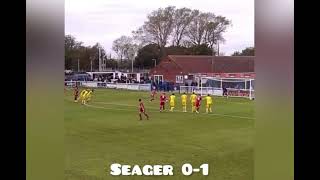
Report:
181,92,188,112
85,89,94,103
205,94,213,113
190,92,197,112
169,93,176,112
79,89,88,105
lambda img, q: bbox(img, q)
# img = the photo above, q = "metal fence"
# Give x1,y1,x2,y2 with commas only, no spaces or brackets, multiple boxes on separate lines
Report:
65,81,151,91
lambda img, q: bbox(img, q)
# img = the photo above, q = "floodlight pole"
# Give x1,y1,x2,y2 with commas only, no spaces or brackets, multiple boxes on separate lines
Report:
131,58,134,73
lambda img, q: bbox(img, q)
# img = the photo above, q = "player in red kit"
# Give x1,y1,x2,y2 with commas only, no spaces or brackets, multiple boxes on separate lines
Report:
195,94,202,113
139,99,149,120
150,86,156,101
159,92,167,112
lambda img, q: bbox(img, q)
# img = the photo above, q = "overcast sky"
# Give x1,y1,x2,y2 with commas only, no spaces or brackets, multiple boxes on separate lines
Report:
65,0,254,56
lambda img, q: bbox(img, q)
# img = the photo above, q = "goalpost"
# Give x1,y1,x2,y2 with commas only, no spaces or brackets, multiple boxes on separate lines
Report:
179,77,255,100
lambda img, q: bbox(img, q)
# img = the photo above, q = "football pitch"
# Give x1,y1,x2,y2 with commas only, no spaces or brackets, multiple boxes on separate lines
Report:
64,88,254,180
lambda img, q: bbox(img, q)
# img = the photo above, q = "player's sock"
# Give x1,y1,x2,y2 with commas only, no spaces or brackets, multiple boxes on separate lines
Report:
145,114,149,120
209,108,212,112
206,108,208,113
139,114,142,120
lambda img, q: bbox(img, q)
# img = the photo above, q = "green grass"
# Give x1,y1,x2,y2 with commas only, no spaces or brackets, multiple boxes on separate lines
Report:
64,88,254,180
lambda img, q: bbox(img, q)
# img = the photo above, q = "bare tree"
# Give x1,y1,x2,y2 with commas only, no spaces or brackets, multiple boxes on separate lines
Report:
185,12,212,46
132,27,152,47
204,16,231,48
137,6,176,56
112,35,141,71
127,6,231,58
171,8,197,46
112,36,134,61
185,12,230,48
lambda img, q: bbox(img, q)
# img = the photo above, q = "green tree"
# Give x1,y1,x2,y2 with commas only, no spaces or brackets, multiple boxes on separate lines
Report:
134,44,161,68
133,43,214,69
232,47,255,56
65,35,108,72
189,44,214,55
166,45,192,55
65,35,83,70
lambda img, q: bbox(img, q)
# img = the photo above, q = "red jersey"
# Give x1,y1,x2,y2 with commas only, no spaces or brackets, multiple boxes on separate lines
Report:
74,88,79,95
139,102,145,112
160,95,166,102
196,96,202,106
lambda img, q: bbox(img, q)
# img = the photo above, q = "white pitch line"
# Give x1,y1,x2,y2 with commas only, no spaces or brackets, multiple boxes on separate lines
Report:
64,98,254,120
87,101,255,120
85,104,137,112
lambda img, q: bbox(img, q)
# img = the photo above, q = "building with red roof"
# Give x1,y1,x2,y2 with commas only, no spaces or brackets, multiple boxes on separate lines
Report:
149,55,255,84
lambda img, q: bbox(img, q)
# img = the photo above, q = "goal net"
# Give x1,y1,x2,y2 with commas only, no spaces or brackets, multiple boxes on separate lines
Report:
179,77,255,100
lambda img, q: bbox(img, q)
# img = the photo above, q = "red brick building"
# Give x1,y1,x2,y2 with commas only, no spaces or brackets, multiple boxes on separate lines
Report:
149,55,255,84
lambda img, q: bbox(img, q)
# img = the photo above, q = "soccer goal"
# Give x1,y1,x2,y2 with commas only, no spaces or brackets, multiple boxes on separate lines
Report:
179,77,255,100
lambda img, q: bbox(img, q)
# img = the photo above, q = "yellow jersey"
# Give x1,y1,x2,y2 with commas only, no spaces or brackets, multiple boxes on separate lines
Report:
84,90,89,97
190,94,197,102
170,95,176,102
205,96,213,104
80,90,87,97
86,91,92,98
181,94,187,102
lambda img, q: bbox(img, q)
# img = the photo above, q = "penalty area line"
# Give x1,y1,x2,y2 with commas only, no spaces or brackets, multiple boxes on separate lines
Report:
88,102,255,120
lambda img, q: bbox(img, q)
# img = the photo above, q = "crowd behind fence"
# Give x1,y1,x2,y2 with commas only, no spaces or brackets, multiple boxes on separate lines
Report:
65,81,152,91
